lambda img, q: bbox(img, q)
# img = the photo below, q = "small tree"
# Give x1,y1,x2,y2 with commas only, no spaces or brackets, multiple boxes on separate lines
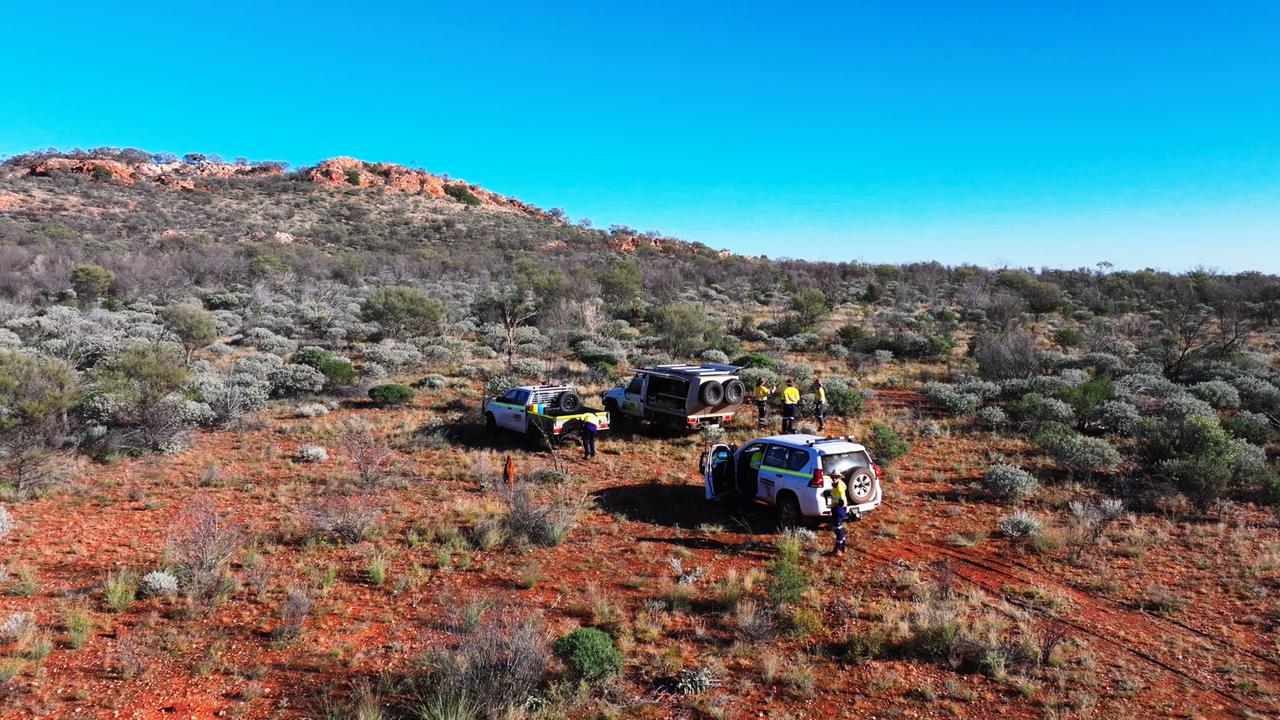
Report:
69,264,114,304
651,303,716,358
159,303,219,361
0,351,77,497
361,286,445,338
475,291,539,368
789,288,830,330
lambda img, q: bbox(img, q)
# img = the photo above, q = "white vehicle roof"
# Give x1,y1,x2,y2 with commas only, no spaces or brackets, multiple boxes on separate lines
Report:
750,434,868,455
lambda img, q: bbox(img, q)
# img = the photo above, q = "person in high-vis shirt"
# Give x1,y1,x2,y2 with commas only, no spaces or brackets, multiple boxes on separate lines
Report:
580,414,599,460
811,375,827,431
753,379,774,429
828,472,848,554
780,379,800,434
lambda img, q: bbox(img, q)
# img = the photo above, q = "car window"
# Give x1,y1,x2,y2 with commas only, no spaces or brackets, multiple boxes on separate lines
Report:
821,451,871,478
785,449,811,472
512,389,530,405
711,446,732,463
627,376,644,394
763,445,790,468
501,389,521,402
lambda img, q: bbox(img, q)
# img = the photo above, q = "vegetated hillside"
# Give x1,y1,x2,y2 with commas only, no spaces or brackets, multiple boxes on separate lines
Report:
0,148,1279,719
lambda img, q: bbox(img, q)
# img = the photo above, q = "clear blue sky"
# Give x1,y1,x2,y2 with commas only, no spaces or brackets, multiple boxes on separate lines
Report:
3,2,1278,272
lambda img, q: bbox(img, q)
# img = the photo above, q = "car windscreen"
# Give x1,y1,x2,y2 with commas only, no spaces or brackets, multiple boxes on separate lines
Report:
820,451,872,478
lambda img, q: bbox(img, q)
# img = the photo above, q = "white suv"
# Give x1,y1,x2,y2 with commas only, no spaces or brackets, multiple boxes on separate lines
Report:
701,434,883,528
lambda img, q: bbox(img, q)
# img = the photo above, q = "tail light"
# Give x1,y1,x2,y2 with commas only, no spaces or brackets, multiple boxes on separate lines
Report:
872,463,882,479
808,467,824,488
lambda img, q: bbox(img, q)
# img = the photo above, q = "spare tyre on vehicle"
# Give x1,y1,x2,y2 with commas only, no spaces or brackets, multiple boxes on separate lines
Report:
557,390,582,413
723,378,746,405
700,380,725,406
847,469,876,503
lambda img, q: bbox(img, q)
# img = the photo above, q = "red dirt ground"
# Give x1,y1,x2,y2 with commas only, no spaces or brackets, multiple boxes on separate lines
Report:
1,389,1277,719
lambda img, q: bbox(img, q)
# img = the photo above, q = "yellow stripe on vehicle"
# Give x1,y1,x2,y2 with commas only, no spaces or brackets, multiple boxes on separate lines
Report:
759,465,812,479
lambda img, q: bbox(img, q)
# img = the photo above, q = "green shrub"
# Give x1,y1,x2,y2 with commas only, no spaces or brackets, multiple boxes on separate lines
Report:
823,379,864,417
1223,411,1275,445
159,303,219,360
552,627,622,680
844,628,887,663
1033,422,1120,475
368,383,415,406
733,352,775,369
1058,375,1114,416
69,263,114,302
294,348,357,386
361,286,445,337
1053,327,1084,349
866,423,909,465
1154,415,1238,503
766,558,809,605
444,183,482,206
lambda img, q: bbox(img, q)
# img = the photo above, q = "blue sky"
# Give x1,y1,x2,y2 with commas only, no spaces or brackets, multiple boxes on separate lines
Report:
3,2,1278,272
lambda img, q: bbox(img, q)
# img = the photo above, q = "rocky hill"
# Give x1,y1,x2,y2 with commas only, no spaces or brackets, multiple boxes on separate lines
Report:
1,148,558,220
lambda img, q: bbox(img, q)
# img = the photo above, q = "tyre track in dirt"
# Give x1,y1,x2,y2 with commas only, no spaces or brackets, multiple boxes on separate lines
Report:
919,539,1280,673
861,538,1272,717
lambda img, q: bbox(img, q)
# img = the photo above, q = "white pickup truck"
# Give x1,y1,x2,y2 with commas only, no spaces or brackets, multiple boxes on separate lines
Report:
603,363,746,430
484,385,609,444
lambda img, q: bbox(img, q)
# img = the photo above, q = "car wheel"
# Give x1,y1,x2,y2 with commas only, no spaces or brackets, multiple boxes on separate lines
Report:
700,381,725,405
558,391,582,413
848,469,876,503
723,379,746,405
484,413,498,434
776,494,802,530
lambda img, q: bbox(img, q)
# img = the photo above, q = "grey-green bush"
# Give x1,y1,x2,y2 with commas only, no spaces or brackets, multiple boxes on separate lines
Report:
981,463,1038,502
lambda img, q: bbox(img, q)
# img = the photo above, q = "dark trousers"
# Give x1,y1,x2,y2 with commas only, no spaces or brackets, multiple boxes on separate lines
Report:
833,506,847,552
782,404,797,434
756,401,768,428
815,401,825,431
581,429,596,459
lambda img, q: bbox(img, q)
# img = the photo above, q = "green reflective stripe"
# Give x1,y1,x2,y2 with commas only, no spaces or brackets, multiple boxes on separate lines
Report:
491,402,525,410
760,465,812,479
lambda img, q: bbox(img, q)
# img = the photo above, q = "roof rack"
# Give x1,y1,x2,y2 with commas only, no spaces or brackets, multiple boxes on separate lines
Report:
639,363,741,378
806,435,855,445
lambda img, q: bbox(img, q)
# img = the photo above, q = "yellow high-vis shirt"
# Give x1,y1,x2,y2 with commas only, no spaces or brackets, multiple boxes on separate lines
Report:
782,386,800,404
754,384,772,400
815,385,826,402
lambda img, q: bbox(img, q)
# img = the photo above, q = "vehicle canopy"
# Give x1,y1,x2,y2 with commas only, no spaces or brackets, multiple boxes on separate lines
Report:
634,363,741,379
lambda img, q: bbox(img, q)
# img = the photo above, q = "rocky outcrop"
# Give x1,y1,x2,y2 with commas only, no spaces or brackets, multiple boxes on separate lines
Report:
8,150,556,221
19,155,282,190
306,157,556,221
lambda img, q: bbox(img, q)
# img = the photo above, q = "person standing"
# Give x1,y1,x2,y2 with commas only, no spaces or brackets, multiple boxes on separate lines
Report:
781,378,800,434
828,472,848,554
753,378,774,430
580,414,598,460
811,375,827,432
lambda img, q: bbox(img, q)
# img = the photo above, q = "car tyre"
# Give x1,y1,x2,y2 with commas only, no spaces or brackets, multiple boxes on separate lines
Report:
776,493,802,530
700,381,725,406
847,469,876,504
723,379,746,405
484,413,498,435
558,391,582,413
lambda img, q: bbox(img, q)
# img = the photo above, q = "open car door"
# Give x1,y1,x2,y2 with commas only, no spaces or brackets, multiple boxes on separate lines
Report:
702,443,735,500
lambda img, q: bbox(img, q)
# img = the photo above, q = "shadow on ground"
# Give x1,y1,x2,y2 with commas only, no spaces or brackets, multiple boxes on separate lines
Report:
593,483,774,534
